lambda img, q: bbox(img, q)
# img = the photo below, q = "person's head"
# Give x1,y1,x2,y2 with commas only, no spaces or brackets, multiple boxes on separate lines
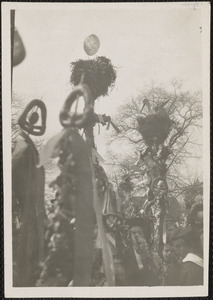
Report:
170,227,190,259
186,203,203,257
163,243,177,264
182,231,203,257
171,225,202,258
172,237,187,259
130,225,144,237
130,225,145,247
127,217,151,242
189,203,203,233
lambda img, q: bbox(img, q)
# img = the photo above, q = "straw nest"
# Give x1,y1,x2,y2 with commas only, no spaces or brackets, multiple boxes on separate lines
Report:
70,56,117,100
137,114,173,146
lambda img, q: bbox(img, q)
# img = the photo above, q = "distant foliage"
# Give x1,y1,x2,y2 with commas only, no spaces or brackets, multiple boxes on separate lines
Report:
119,175,134,194
12,93,26,149
183,180,203,209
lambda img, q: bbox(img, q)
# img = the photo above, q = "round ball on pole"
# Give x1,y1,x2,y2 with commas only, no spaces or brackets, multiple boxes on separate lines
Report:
83,34,100,56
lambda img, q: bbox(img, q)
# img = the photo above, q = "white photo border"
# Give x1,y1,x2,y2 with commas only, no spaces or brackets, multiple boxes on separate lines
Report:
2,2,210,298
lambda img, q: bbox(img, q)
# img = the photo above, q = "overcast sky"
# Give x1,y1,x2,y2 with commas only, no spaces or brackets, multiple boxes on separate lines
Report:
12,3,205,179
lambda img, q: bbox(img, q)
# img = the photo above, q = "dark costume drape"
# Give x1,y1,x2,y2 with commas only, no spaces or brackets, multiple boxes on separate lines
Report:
123,247,159,286
179,261,203,286
12,131,46,286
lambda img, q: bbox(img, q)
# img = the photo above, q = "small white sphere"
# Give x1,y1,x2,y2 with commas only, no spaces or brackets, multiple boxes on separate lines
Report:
83,34,100,56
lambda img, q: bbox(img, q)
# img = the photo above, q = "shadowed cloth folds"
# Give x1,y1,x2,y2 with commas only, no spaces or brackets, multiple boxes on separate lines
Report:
12,131,46,287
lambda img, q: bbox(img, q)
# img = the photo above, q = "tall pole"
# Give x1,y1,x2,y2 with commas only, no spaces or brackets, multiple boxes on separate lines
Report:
11,10,15,94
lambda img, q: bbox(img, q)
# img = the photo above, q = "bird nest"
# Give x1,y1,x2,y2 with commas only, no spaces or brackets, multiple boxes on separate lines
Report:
70,56,117,100
137,114,173,146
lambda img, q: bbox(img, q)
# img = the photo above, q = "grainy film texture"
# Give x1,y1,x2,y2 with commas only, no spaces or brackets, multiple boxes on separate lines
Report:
9,3,208,291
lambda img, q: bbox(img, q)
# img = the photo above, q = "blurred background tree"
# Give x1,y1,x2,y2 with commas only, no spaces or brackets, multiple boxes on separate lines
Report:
105,80,202,229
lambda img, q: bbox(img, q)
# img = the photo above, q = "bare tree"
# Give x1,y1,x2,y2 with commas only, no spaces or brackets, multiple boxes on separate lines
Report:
107,80,202,200
11,93,26,148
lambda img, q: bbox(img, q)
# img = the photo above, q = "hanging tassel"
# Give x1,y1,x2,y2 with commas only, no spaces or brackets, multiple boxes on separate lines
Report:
91,149,97,164
106,233,116,248
91,148,105,163
110,121,121,134
91,166,115,286
97,114,105,125
163,217,167,244
106,121,111,130
13,28,26,67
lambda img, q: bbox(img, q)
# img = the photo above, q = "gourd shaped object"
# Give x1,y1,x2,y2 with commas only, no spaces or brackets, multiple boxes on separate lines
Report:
102,188,123,233
13,28,26,66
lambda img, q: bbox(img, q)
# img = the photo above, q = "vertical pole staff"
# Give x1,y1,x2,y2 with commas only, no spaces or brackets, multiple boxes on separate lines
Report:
11,9,15,95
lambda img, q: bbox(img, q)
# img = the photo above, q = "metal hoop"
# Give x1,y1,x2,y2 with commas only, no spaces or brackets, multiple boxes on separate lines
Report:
59,83,94,128
102,213,123,233
18,99,47,136
151,176,168,196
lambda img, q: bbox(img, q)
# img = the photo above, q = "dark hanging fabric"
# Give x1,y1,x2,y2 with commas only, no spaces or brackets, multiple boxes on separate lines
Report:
12,131,46,287
67,129,95,286
37,128,95,287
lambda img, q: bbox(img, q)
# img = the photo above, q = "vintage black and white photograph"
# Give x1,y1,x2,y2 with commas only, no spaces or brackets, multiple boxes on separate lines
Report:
2,2,210,298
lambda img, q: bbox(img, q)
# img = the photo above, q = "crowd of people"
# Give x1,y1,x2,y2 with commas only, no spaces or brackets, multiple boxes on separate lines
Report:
121,202,203,286
163,202,203,286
